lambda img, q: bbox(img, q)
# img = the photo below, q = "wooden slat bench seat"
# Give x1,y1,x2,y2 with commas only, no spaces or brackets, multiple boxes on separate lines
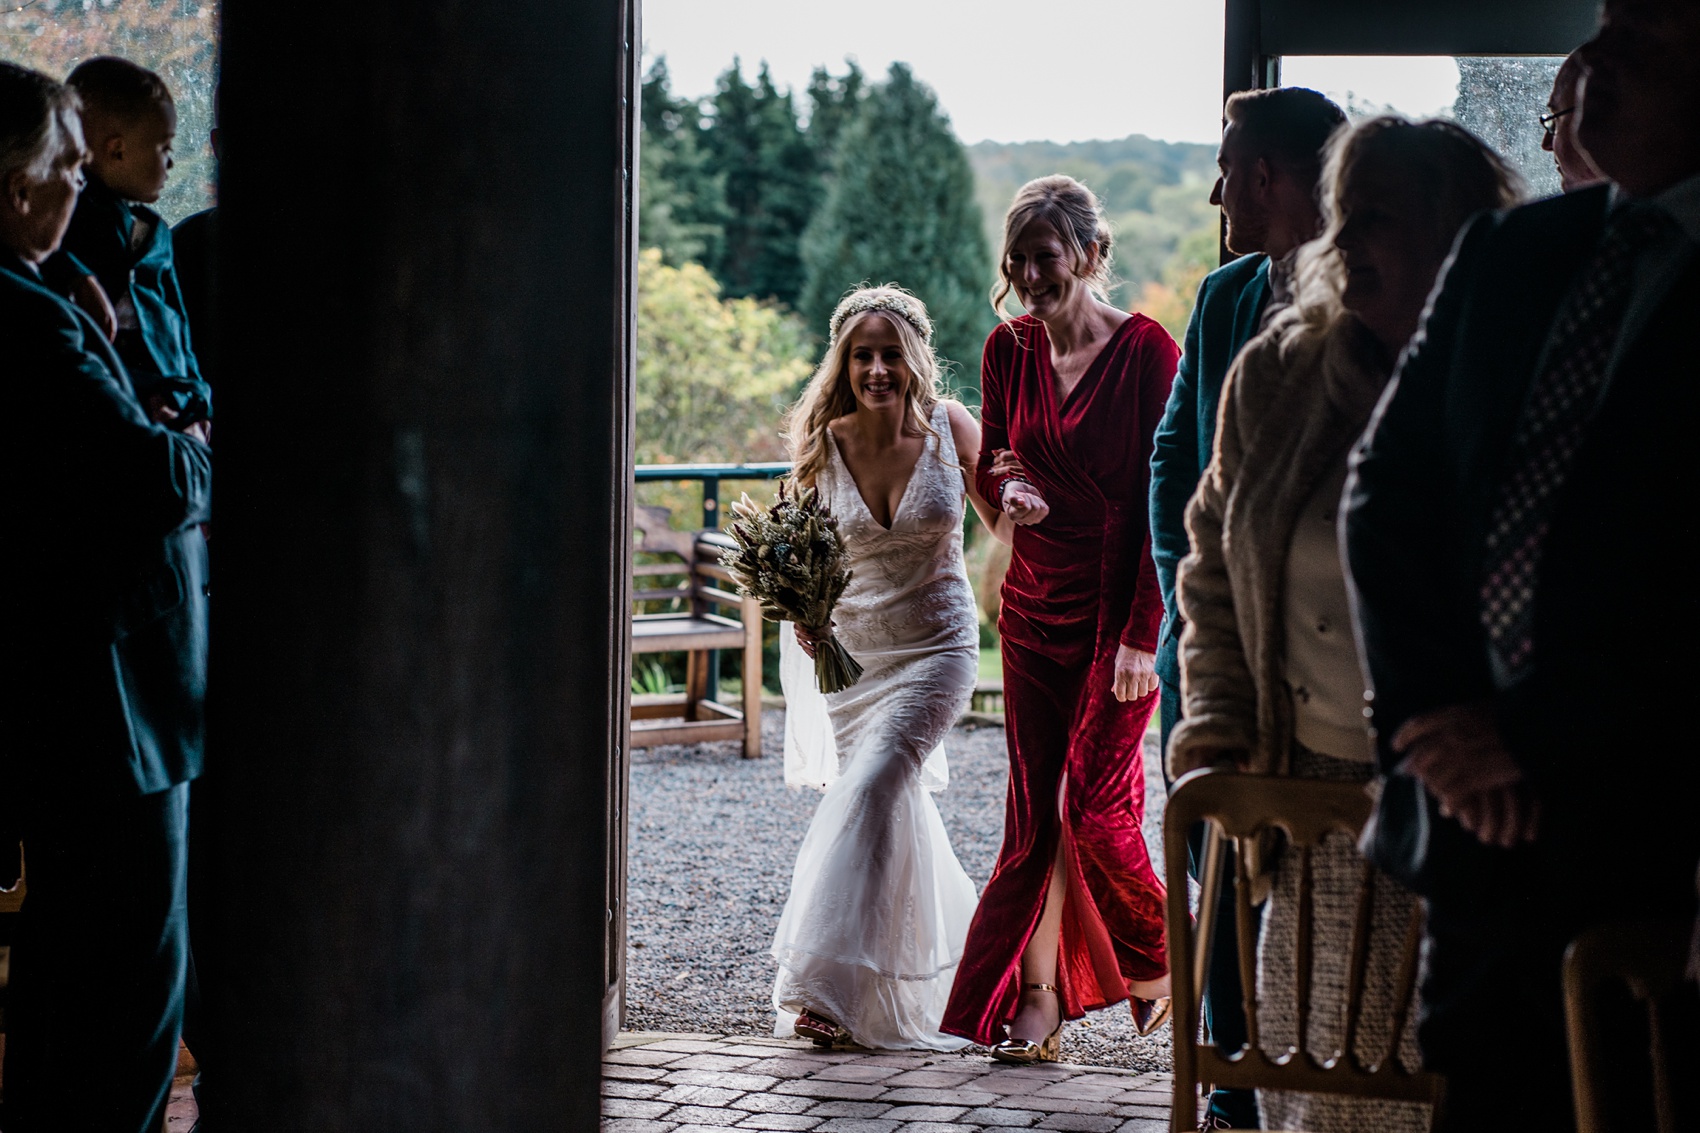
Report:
629,505,763,758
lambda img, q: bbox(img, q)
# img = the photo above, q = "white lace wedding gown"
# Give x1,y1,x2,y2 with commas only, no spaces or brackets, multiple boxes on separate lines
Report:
772,402,980,1051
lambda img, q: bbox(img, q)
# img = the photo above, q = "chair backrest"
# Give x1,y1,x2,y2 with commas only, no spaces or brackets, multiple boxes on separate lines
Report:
633,504,697,562
1564,918,1693,1133
633,504,703,613
1164,769,1444,1131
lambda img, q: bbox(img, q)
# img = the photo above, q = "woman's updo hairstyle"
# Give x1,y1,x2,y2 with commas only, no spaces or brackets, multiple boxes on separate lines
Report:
992,175,1116,319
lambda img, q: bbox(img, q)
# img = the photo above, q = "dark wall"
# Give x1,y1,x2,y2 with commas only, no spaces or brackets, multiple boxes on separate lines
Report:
207,0,633,1127
1257,0,1597,55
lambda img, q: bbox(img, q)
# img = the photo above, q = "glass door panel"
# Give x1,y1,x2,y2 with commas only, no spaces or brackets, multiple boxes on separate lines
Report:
1280,55,1567,198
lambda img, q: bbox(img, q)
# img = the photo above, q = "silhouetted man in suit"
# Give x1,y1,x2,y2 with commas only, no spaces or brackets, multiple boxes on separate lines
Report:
0,62,212,1133
1343,4,1700,1129
1149,85,1343,1130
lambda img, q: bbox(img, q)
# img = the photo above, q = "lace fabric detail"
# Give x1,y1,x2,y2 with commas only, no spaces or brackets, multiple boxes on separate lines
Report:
772,402,981,1051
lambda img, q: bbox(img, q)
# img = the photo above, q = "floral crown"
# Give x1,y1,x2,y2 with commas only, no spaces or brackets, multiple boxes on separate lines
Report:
827,288,933,345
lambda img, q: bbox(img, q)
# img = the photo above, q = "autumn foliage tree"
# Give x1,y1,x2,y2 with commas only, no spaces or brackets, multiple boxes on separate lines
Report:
635,247,812,468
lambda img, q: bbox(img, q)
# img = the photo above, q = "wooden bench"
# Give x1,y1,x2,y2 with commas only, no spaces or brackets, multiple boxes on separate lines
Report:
631,505,763,758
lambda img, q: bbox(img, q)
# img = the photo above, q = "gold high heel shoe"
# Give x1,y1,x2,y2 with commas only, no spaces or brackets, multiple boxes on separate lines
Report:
990,982,1062,1064
1131,994,1172,1037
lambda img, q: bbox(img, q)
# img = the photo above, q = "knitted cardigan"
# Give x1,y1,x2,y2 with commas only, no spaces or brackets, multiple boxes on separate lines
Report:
1167,313,1390,781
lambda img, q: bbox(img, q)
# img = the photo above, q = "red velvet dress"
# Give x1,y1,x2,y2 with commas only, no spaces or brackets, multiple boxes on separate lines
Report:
941,314,1177,1046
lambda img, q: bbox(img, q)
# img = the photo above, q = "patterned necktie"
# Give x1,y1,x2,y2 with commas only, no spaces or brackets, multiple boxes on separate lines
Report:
1480,203,1675,680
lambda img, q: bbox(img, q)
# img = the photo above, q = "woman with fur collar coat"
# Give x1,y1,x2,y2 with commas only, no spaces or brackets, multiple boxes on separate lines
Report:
1167,117,1523,1133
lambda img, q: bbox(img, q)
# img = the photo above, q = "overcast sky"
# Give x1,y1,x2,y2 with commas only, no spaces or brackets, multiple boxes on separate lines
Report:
641,0,1463,147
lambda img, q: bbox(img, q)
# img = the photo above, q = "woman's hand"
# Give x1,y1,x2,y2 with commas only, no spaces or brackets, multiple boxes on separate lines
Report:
793,622,833,659
1112,645,1158,703
1001,481,1050,526
989,448,1026,480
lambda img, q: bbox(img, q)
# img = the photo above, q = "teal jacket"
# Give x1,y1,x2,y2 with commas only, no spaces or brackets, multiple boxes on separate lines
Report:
1149,253,1271,687
45,174,211,420
1,251,211,796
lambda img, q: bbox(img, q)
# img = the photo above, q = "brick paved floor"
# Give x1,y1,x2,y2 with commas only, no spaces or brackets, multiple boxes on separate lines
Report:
603,1031,1179,1133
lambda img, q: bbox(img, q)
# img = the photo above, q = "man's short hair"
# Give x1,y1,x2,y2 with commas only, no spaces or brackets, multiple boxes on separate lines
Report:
0,61,84,182
1223,87,1348,184
66,56,173,123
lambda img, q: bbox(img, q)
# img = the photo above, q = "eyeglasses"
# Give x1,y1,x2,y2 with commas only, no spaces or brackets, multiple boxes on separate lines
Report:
1540,106,1575,139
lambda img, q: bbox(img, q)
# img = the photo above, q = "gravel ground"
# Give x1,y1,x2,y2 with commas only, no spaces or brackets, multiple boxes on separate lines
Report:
623,709,1176,1073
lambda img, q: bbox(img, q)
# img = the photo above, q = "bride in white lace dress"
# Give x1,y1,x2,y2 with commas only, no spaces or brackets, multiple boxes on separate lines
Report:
772,287,1014,1051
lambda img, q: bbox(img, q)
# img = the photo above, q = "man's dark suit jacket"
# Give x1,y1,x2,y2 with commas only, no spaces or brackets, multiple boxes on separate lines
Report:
1343,184,1700,918
1149,252,1271,689
1,250,212,799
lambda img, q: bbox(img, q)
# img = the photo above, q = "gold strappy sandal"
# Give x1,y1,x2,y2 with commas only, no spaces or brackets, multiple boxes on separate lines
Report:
990,982,1062,1064
793,1007,850,1047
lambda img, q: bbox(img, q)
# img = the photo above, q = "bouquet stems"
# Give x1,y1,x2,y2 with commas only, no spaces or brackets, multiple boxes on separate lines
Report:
807,627,864,694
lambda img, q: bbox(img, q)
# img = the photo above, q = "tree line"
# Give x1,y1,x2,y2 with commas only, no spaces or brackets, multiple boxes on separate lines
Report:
640,58,995,403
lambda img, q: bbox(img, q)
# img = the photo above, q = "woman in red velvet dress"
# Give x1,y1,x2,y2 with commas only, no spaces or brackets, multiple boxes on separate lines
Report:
941,176,1177,1062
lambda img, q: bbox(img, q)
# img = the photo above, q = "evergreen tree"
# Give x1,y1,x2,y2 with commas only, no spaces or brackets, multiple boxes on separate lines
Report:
800,63,994,398
805,61,865,165
703,60,819,306
639,58,729,268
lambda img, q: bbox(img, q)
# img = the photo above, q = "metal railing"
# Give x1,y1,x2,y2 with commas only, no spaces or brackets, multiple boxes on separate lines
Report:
633,461,793,529
632,462,792,705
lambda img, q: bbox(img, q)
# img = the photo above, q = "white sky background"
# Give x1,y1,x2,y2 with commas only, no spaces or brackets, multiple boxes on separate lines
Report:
1281,55,1460,119
642,0,1464,146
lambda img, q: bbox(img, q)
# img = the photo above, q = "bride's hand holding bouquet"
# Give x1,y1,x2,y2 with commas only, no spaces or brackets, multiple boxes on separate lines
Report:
721,480,863,694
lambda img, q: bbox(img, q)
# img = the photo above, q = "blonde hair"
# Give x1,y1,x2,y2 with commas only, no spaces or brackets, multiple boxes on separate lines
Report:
1284,116,1525,337
991,175,1116,319
785,286,947,489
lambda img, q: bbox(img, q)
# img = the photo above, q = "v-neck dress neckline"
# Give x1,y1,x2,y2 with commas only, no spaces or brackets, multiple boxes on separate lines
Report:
1043,316,1137,418
827,413,933,533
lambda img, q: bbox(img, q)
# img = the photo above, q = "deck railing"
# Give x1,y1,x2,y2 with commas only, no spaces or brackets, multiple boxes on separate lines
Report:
633,462,792,706
633,461,793,529
632,460,1005,720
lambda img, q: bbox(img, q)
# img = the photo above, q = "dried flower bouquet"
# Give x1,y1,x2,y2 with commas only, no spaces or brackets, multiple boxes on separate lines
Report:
721,481,863,693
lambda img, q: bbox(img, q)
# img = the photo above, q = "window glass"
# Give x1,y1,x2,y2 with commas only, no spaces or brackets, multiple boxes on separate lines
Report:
1280,55,1566,199
3,0,220,222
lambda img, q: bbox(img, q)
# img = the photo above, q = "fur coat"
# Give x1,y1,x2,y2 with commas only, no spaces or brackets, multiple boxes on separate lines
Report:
1167,313,1390,781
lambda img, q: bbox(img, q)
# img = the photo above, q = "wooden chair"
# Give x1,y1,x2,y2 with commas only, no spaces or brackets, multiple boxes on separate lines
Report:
1564,918,1693,1133
1164,768,1445,1131
630,505,762,759
1,851,22,1033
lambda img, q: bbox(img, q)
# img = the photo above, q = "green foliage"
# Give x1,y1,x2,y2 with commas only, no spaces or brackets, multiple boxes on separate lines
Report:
703,61,820,307
635,247,814,467
631,658,683,697
3,0,219,224
799,63,995,401
640,59,731,268
1133,221,1221,342
804,60,865,166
